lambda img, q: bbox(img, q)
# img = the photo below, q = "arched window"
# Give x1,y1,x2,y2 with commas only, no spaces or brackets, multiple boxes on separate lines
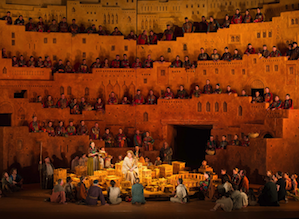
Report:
223,102,227,112
67,86,72,95
291,19,294,25
206,102,210,112
104,14,106,24
198,102,202,112
3,67,7,74
231,36,235,42
143,112,148,122
116,14,118,24
215,102,219,112
111,14,114,24
85,87,89,96
60,86,64,94
108,14,110,24
296,18,298,24
238,106,242,116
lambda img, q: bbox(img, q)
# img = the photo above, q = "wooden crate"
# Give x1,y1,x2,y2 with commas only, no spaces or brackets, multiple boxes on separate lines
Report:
172,161,186,174
154,168,160,178
75,166,87,176
94,170,107,183
143,177,152,186
120,181,131,188
198,167,213,173
158,164,173,178
179,171,189,175
142,169,152,178
53,168,67,185
106,168,116,176
104,175,121,188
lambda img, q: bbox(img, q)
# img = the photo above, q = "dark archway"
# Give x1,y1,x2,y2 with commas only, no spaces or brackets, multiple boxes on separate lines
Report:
264,133,273,138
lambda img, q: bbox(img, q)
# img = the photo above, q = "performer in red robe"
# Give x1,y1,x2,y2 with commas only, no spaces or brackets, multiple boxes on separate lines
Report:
164,87,174,99
90,122,100,140
134,90,144,105
111,55,121,68
282,94,293,109
264,87,273,103
108,92,118,105
203,79,213,94
137,30,148,45
57,93,69,109
267,96,282,111
132,58,142,68
29,115,40,132
231,9,242,24
162,24,173,41
121,54,130,68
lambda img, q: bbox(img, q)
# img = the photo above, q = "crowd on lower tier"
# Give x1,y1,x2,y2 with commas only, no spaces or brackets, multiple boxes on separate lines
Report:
1,8,265,40
3,42,298,72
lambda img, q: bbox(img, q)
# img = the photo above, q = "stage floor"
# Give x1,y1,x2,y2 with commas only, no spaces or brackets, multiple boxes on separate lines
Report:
0,184,299,219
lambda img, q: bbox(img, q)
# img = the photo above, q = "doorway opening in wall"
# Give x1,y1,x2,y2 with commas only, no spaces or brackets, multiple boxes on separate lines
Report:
173,125,212,170
0,113,11,126
251,88,264,97
264,133,274,138
14,90,27,98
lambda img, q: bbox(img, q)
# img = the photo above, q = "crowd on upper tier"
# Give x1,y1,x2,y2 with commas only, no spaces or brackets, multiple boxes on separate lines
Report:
1,7,266,42
2,41,299,72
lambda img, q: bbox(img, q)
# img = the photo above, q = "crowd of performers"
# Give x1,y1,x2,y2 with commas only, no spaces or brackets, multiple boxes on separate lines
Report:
3,41,299,73
2,8,265,39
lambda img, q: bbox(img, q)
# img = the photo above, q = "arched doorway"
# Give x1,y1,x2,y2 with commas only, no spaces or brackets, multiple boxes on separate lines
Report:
264,133,273,138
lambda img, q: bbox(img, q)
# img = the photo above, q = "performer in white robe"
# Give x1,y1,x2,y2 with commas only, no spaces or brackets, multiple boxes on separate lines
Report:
122,150,138,185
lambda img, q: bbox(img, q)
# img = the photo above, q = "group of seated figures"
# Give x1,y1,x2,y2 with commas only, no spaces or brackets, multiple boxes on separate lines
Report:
3,41,299,73
1,7,266,42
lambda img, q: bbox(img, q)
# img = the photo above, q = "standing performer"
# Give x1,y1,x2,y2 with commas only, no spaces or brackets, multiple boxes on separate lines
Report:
122,150,139,185
87,142,99,176
143,131,154,151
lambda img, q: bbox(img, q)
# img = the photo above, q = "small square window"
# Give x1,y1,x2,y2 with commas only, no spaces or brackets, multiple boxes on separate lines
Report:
87,12,89,14
257,32,260,38
183,44,187,51
124,46,128,51
242,69,245,74
44,38,48,43
83,38,86,44
12,40,15,46
263,32,266,38
53,55,57,61
12,32,15,38
83,52,86,58
266,65,270,72
161,70,165,76
53,38,56,44
111,45,115,51
203,70,206,75
144,78,147,84
268,32,272,37
274,65,278,71
253,58,257,64
167,48,171,53
231,69,235,75
215,68,218,74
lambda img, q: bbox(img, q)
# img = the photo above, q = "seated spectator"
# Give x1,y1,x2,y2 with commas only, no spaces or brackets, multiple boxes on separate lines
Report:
154,157,162,166
105,155,113,168
134,89,144,105
214,83,222,94
258,176,279,206
90,122,100,140
111,55,121,68
172,55,183,68
231,185,243,210
164,87,174,99
69,19,79,34
2,172,17,193
221,47,231,61
69,99,80,114
254,8,264,23
143,55,153,68
50,179,66,204
94,98,104,112
198,48,210,60
85,180,107,205
207,16,220,32
243,9,252,23
134,145,142,158
222,14,230,28
29,115,40,132
86,24,97,34
232,49,242,60
251,91,263,103
56,121,66,136
64,177,75,202
258,44,270,58
1,11,12,25
108,92,118,105
239,170,249,193
54,59,65,73
285,43,293,58
108,180,122,205
102,58,110,68
217,169,231,195
121,54,130,68
211,49,220,62
183,56,192,69
9,168,23,190
199,172,211,193
162,24,173,41
226,85,236,95
143,131,155,151
197,16,208,32
71,156,79,171
18,55,26,67
127,30,137,40
43,95,55,108
206,135,216,153
91,58,102,70
138,30,148,44
282,94,293,109
210,193,233,212
48,19,59,32
145,157,153,167
76,176,87,202
242,135,250,147
200,160,208,169
231,134,240,146
36,57,44,68
177,85,188,99
121,96,131,105
79,153,88,166
203,79,213,94
182,17,193,33
77,120,88,135
98,25,106,35
264,87,273,103
78,59,89,73
146,90,156,104
36,17,45,32
149,30,157,44
46,121,55,137
36,95,43,103
290,42,299,60
131,178,146,205
276,171,287,202
192,85,201,98
218,135,228,149
25,18,36,31
59,17,68,32
27,56,36,67
270,46,282,57
65,60,74,73
171,178,189,203
111,27,123,35
244,43,255,55
44,56,52,68
115,128,127,148
240,89,248,96
267,96,282,111
232,168,241,186
14,15,24,25
231,9,242,24
12,56,18,67
132,58,142,68
289,174,299,200
285,173,292,193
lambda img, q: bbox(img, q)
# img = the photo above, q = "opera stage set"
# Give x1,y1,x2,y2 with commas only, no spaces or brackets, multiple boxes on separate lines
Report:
0,0,299,217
